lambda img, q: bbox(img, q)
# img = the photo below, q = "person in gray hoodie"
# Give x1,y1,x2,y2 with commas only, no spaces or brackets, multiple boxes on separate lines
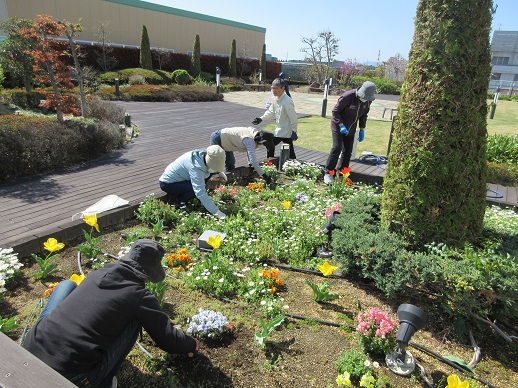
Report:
159,145,227,219
22,239,197,388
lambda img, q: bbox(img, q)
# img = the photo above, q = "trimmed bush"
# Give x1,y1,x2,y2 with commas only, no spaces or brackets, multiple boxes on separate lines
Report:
97,84,223,102
98,69,171,85
86,96,125,124
171,69,194,85
0,89,46,109
0,115,125,181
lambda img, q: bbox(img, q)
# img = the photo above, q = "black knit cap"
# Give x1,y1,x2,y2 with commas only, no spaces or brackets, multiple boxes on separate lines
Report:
119,239,166,283
254,130,275,154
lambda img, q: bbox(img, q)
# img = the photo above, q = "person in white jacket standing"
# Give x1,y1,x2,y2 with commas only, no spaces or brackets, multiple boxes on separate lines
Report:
252,78,298,159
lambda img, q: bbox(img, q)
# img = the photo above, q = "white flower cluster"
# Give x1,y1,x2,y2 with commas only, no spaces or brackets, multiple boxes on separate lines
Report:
0,248,23,294
186,308,230,338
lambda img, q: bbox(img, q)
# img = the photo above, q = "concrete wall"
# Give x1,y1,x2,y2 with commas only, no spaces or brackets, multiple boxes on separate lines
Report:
2,0,265,57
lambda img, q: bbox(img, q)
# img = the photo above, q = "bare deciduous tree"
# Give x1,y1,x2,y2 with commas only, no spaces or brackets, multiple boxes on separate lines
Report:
300,30,339,84
92,21,116,72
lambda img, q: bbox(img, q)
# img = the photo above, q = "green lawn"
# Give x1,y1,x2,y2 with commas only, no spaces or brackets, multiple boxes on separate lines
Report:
267,100,518,158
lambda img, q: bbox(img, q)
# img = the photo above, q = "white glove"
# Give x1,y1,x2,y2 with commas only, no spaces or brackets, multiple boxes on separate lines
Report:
218,172,228,181
214,210,227,220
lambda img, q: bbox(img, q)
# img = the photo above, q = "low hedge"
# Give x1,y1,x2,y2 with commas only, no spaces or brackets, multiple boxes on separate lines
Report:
98,68,172,85
97,84,223,102
0,115,125,181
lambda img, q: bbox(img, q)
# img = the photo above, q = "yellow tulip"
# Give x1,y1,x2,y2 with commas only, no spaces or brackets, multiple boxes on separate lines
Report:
446,375,469,388
317,261,338,277
83,214,100,232
70,273,85,286
282,200,291,210
207,234,222,249
43,238,65,253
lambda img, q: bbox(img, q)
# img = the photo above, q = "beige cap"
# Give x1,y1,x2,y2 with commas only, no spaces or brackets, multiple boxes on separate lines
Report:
205,145,225,172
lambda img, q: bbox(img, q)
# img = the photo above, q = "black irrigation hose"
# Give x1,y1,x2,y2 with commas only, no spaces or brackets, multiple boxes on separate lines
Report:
409,341,496,388
19,298,43,345
357,154,388,170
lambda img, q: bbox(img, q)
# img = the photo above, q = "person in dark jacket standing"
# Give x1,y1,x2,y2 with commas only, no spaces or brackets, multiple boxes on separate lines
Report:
324,81,376,184
23,239,197,388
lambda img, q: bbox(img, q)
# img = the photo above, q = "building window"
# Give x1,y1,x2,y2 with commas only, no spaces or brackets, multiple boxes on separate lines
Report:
514,74,518,82
492,57,509,65
491,73,501,80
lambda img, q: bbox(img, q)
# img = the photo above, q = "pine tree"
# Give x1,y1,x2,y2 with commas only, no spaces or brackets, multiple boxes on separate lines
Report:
139,25,152,69
191,34,201,77
259,43,267,81
380,0,494,247
228,39,237,77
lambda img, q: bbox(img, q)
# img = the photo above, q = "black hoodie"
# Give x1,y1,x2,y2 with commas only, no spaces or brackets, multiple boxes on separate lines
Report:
23,262,196,376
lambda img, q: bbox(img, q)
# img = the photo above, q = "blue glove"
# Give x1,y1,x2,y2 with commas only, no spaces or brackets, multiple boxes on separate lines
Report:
358,129,365,142
339,124,348,135
291,131,298,141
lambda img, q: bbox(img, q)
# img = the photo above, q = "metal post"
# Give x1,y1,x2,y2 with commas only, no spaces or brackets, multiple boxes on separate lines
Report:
321,79,330,118
489,87,500,120
216,67,221,94
114,78,120,99
278,143,290,171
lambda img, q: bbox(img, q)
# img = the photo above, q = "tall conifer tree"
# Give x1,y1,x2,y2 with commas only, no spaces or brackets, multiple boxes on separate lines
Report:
380,0,494,247
139,25,152,69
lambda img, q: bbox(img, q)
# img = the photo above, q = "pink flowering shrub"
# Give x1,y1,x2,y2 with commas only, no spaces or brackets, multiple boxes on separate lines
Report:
356,308,397,356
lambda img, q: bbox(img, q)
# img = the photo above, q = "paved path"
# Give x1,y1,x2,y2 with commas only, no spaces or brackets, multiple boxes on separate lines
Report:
223,90,400,120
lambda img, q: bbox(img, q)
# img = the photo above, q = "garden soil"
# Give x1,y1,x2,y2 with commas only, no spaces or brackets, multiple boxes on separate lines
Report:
1,221,517,388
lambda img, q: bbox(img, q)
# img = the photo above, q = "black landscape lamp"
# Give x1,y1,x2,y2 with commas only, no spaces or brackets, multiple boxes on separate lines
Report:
386,304,428,376
317,211,340,258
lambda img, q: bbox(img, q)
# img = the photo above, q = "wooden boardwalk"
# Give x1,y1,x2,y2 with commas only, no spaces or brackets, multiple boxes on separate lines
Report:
0,101,516,257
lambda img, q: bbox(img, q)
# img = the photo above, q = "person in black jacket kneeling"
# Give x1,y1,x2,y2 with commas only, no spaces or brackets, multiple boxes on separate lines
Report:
23,239,197,388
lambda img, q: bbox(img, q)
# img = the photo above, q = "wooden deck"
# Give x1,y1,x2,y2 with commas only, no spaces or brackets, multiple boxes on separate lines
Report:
0,101,516,258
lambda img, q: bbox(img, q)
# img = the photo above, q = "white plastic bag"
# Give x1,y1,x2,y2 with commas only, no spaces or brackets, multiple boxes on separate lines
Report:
72,194,129,219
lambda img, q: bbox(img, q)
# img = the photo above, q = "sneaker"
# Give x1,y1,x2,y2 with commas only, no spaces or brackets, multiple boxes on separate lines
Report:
112,376,117,388
324,173,334,184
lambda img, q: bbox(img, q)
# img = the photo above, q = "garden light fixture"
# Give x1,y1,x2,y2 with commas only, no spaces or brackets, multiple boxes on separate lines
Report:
317,211,340,258
385,304,428,376
216,67,221,94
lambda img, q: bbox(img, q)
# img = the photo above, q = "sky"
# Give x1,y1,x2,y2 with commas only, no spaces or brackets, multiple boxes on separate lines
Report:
145,0,518,64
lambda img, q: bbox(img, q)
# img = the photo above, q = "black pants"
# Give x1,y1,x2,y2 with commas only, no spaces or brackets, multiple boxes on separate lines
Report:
325,129,356,171
268,137,296,159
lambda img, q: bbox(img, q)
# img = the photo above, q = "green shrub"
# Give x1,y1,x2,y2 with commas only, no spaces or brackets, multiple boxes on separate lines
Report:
134,196,181,227
487,162,518,186
350,75,402,95
97,84,223,102
97,71,120,84
1,89,46,109
486,134,518,164
87,96,125,124
172,69,194,85
0,115,125,181
331,193,518,326
97,69,171,85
